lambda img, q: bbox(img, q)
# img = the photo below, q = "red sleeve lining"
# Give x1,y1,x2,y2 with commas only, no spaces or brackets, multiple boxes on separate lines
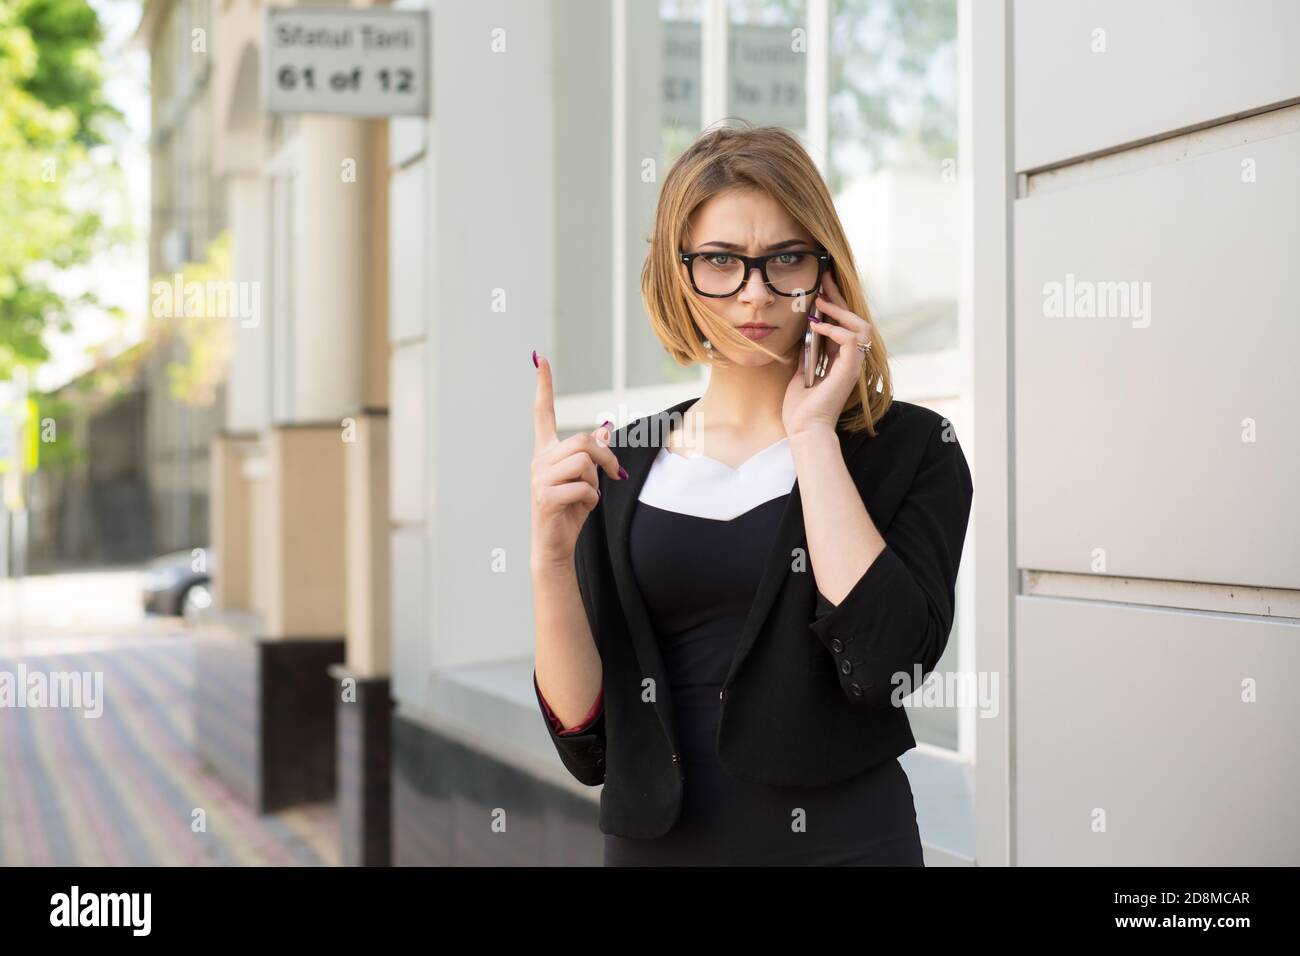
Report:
539,681,604,736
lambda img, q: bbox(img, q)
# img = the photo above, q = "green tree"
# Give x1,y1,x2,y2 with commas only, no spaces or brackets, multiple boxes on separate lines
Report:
0,0,127,378
16,0,122,146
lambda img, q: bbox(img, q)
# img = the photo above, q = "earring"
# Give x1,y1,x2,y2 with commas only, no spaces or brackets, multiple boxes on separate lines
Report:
702,339,713,354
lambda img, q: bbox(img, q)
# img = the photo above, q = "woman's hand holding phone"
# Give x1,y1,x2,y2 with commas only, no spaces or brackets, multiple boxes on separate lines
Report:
531,353,625,571
783,268,874,437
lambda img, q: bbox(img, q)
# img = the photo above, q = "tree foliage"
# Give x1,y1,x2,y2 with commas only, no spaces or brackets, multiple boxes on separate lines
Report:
0,0,127,378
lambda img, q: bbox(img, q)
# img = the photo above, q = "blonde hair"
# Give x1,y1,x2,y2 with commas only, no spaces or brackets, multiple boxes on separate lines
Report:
640,120,893,436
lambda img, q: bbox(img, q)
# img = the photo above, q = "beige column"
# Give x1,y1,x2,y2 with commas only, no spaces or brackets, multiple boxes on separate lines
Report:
344,413,390,675
291,116,368,422
210,434,256,610
260,117,387,643
343,121,392,674
266,425,348,637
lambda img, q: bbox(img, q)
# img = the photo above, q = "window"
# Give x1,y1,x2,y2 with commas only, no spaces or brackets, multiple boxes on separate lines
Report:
826,0,963,754
625,0,708,391
829,0,959,357
554,0,708,426
727,0,808,141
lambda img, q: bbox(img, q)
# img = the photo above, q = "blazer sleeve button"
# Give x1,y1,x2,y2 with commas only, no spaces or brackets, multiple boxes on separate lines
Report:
830,638,844,653
839,659,853,676
849,681,864,697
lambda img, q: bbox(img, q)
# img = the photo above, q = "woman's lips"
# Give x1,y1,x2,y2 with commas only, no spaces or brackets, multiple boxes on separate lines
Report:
738,324,776,340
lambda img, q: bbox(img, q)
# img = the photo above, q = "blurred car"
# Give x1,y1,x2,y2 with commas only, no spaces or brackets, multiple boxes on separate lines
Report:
141,548,215,620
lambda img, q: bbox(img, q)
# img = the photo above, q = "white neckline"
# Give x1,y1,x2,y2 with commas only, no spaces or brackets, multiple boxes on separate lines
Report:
638,436,796,521
659,435,791,473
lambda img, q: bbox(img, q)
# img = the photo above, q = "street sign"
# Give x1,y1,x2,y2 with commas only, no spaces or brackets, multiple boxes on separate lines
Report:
263,6,430,117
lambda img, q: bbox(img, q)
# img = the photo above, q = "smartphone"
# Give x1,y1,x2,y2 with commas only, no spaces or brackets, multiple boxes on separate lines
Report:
802,263,834,387
802,305,824,387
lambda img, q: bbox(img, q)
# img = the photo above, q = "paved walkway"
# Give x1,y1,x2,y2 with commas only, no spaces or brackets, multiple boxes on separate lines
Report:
0,572,340,866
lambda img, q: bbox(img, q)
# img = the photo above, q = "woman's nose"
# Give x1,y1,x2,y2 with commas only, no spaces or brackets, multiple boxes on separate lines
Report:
737,265,774,304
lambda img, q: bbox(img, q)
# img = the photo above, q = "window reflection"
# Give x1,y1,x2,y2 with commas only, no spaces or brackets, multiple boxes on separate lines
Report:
830,0,959,356
662,0,703,165
727,0,807,140
625,1,707,390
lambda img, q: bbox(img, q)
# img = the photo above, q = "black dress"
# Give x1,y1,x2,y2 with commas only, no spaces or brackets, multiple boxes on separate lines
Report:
603,437,924,867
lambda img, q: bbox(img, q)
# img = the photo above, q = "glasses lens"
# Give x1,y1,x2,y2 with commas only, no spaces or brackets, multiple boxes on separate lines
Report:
690,254,745,295
687,252,824,295
767,253,821,295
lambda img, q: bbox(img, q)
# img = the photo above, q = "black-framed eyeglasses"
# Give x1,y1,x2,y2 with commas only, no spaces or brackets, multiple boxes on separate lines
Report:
679,249,831,298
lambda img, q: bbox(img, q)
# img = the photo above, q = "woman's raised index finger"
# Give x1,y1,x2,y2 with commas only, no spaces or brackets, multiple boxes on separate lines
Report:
533,351,559,452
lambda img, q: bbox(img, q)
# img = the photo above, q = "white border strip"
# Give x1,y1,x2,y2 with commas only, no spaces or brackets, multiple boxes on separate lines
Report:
1023,570,1300,620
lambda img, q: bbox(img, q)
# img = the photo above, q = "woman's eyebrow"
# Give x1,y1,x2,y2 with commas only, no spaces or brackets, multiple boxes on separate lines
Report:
697,238,812,251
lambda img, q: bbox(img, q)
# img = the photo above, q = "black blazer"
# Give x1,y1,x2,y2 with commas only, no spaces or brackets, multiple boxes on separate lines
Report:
533,394,974,839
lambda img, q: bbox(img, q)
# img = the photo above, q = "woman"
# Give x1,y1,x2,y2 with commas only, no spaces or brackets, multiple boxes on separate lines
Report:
530,123,973,866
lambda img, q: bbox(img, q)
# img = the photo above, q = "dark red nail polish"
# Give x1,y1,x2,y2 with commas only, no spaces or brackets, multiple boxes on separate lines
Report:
618,466,628,480
601,420,613,429
532,349,538,368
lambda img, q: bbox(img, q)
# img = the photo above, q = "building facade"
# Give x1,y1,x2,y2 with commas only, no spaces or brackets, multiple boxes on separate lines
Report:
175,0,394,864
194,0,1299,866
139,0,228,558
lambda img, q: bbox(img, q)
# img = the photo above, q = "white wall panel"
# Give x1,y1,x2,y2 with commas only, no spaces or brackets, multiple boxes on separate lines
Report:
388,164,426,345
390,527,429,708
390,118,426,170
1015,595,1300,865
1014,127,1300,589
1015,0,1300,171
389,343,426,525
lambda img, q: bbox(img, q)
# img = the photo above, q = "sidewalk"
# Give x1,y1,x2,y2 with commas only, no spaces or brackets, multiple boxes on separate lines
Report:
0,571,340,866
